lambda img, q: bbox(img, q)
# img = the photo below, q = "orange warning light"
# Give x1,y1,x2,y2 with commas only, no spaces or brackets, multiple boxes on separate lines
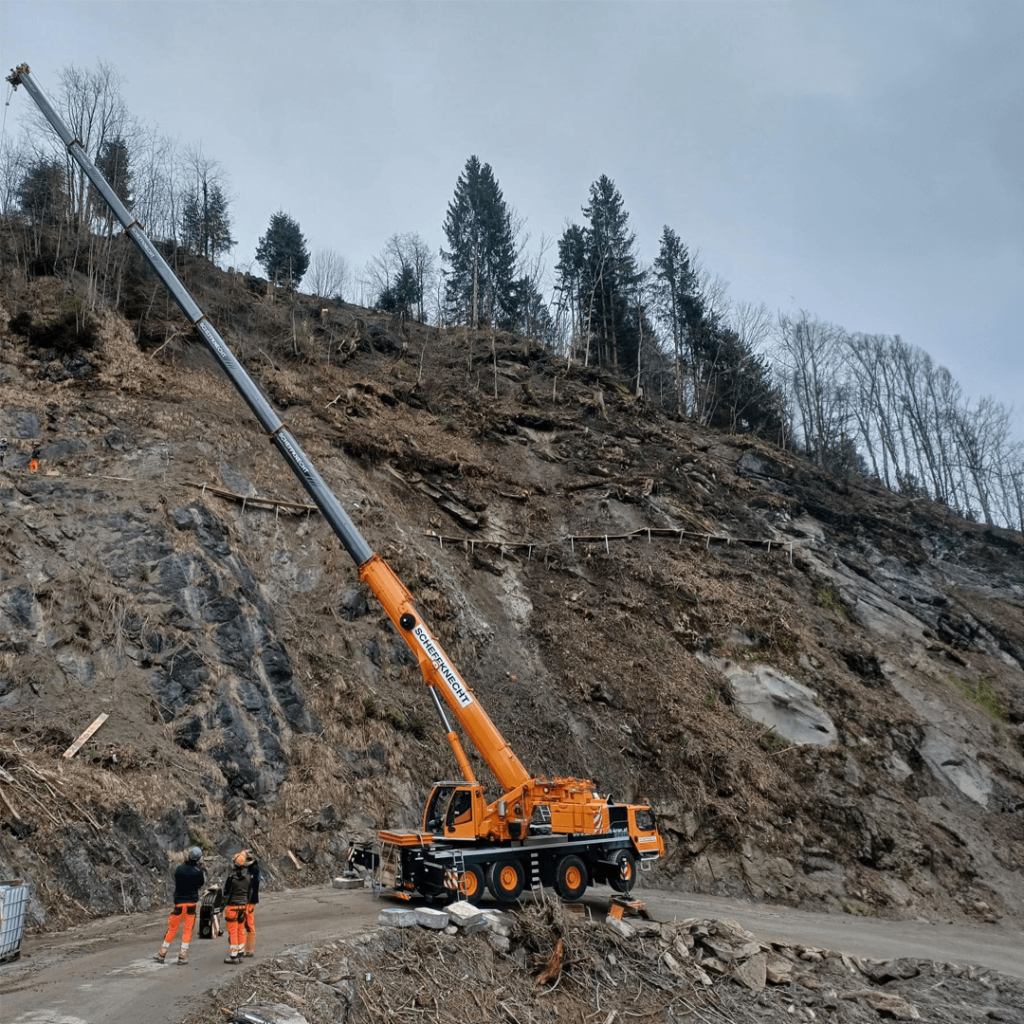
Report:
29,459,38,472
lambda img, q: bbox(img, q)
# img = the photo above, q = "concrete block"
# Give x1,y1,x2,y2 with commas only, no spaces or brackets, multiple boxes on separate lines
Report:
378,908,419,928
332,876,363,889
447,900,484,930
415,907,450,930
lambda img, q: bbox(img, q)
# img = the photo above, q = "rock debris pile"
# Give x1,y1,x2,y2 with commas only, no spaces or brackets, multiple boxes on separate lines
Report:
193,900,1024,1024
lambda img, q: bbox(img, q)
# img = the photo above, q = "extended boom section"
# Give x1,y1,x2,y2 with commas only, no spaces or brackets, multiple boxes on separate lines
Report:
9,63,665,907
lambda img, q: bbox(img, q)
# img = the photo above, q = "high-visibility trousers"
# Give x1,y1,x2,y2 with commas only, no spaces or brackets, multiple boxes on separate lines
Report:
161,903,197,954
244,904,256,954
225,905,247,958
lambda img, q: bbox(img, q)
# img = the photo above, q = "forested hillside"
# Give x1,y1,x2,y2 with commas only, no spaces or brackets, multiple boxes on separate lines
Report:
0,251,1021,935
2,61,1021,534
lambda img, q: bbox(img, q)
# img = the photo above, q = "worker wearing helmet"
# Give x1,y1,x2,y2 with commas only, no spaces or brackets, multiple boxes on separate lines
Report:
222,851,254,963
155,846,205,964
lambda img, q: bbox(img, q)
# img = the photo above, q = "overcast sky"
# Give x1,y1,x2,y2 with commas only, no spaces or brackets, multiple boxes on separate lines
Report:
2,1,1021,435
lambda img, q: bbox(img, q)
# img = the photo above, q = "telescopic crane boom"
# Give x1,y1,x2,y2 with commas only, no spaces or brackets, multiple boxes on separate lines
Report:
8,64,664,904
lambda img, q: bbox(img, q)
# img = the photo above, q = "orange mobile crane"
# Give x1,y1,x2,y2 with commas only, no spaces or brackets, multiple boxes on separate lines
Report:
7,64,664,905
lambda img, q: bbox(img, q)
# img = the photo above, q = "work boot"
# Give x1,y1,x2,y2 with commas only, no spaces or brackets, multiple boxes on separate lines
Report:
244,952,254,958
177,954,188,964
154,952,167,964
224,955,239,964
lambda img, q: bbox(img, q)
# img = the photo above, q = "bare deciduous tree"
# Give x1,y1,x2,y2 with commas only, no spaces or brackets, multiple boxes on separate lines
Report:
306,247,350,301
773,312,851,468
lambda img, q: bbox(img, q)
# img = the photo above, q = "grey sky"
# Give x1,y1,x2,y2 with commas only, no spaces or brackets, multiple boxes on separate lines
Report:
2,1,1021,434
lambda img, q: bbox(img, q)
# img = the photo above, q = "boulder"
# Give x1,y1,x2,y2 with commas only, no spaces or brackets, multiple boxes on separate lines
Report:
765,954,794,984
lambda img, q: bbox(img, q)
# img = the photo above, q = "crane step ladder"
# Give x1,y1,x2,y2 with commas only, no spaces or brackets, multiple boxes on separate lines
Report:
446,848,468,897
373,840,408,898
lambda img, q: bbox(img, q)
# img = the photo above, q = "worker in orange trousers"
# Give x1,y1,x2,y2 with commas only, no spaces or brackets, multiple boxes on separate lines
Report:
222,851,253,963
156,847,205,965
243,853,260,956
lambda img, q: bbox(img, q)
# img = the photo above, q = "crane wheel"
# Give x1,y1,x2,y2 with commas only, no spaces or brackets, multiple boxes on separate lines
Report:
487,859,525,903
456,864,485,905
608,850,637,894
554,854,588,901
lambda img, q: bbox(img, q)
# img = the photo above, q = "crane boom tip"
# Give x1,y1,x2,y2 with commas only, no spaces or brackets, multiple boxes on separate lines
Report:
6,64,30,88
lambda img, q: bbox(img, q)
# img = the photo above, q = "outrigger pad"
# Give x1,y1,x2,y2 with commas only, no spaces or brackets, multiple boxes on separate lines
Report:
609,896,651,920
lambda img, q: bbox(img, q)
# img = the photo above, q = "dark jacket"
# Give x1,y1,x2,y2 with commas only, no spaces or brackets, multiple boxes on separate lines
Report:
222,868,252,907
247,861,261,905
172,862,205,904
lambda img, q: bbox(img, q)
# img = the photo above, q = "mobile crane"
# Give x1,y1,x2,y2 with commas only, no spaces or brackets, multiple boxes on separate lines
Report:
7,64,664,905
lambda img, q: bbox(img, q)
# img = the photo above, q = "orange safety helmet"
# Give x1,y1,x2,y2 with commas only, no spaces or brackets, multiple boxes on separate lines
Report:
233,850,253,868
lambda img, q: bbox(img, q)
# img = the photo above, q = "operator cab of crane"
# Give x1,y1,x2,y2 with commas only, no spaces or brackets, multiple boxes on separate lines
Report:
423,782,482,838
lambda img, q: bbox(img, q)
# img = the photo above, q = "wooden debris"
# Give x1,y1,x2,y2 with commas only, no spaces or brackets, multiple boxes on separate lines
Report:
0,785,20,821
62,713,109,760
535,937,563,986
190,481,317,514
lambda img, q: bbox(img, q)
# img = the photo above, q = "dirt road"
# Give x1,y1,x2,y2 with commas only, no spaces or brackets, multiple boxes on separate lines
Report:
2,885,1021,1024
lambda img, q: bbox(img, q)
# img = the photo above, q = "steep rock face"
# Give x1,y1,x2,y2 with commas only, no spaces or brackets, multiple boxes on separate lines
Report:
0,277,1021,933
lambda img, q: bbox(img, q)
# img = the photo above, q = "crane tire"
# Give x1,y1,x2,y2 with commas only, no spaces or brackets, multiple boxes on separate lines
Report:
608,850,637,894
487,858,525,903
554,854,588,901
455,864,485,905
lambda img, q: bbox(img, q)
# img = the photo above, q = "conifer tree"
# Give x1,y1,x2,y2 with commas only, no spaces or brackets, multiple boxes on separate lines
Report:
181,182,235,262
18,159,68,226
555,176,643,371
92,137,132,227
441,156,517,328
653,226,699,415
256,211,309,288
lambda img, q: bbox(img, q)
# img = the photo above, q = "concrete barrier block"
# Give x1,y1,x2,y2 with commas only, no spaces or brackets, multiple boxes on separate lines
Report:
447,900,484,929
379,908,419,928
415,907,450,930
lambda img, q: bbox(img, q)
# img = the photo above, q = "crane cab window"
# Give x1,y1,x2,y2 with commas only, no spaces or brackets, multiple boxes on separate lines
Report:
424,786,454,833
446,788,474,829
632,808,656,832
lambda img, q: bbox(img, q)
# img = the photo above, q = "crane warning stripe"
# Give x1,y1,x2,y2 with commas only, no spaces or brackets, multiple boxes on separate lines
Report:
411,625,474,707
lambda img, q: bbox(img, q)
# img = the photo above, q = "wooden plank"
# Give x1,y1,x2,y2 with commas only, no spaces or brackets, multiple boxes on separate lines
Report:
189,481,317,514
62,713,109,759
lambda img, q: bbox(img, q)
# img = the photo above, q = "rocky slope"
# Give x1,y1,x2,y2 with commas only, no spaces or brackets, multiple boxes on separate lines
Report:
0,266,1021,934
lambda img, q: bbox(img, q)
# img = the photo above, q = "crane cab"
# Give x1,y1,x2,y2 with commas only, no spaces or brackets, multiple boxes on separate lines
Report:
423,782,486,841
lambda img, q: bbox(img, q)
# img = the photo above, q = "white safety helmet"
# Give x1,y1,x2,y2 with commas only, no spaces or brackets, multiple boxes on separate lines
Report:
188,846,203,862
